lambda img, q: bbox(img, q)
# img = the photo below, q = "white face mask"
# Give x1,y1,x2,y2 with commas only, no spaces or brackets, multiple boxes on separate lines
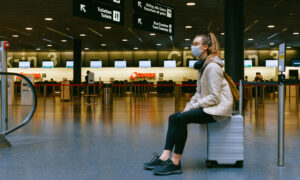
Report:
191,45,203,58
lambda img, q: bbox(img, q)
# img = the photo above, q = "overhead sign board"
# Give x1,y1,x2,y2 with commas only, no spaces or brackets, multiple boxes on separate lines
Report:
133,0,174,20
133,0,174,35
97,0,124,7
73,0,123,25
133,13,174,35
278,43,286,72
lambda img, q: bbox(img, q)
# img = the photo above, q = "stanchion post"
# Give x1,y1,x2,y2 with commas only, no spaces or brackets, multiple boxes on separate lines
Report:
239,80,243,115
278,74,285,166
255,85,258,118
1,42,8,133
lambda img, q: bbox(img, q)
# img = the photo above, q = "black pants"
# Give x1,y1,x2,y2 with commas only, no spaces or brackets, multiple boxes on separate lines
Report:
164,108,216,154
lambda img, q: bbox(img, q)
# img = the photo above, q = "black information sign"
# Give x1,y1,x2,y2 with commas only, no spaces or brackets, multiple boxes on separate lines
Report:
73,0,123,25
95,0,124,8
133,0,174,20
133,13,174,35
133,0,174,35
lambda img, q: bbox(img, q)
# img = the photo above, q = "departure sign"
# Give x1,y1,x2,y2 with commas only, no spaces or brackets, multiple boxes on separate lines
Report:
278,43,286,72
133,13,174,35
97,0,124,7
133,0,174,35
133,0,174,20
73,0,124,25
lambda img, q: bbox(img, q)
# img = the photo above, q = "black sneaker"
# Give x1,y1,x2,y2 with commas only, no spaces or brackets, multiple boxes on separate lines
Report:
143,153,167,170
152,159,182,175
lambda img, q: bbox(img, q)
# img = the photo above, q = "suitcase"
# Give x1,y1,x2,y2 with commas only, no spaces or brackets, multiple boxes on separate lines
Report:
205,114,244,168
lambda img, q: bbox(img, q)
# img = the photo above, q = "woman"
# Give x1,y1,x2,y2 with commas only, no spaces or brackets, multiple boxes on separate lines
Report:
143,33,233,175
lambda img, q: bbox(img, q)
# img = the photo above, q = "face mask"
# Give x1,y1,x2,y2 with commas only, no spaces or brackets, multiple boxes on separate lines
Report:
193,60,205,70
191,45,203,58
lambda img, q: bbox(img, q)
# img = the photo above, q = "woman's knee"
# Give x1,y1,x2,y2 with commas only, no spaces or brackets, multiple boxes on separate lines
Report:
168,113,179,124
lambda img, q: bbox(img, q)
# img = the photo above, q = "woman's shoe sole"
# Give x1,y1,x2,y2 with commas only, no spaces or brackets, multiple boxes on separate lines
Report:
152,169,182,175
143,165,154,170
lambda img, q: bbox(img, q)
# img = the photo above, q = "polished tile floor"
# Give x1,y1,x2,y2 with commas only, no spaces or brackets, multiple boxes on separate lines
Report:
1,93,300,180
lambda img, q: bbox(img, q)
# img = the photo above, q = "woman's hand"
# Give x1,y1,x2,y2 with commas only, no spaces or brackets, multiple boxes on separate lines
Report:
181,107,189,113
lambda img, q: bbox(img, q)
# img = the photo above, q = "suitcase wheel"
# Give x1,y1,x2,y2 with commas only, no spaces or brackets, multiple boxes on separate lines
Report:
235,161,243,168
206,160,217,168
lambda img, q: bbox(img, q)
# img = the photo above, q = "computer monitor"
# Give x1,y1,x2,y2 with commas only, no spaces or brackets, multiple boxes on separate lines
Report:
266,60,278,67
291,60,300,67
139,60,151,68
114,61,126,68
188,60,197,68
42,61,54,68
244,60,252,67
66,61,73,68
90,61,102,68
164,60,176,68
19,61,30,68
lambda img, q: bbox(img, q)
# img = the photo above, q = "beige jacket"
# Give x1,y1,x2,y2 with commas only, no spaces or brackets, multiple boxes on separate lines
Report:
185,56,233,121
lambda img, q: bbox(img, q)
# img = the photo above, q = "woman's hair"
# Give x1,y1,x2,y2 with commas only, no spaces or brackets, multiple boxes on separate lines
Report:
196,33,220,56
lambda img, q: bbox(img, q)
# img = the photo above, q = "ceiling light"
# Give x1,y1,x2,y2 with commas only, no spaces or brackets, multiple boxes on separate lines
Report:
185,38,190,41
149,33,156,36
133,47,139,50
12,35,19,38
269,43,275,45
122,39,128,42
221,32,225,35
25,27,33,31
61,40,67,43
80,34,86,37
84,48,89,50
104,26,111,29
101,44,106,46
186,2,196,6
268,25,275,28
184,47,189,49
293,32,299,35
185,26,192,29
248,38,254,41
45,18,53,21
36,48,41,51
47,44,52,47
156,43,162,46
287,46,292,49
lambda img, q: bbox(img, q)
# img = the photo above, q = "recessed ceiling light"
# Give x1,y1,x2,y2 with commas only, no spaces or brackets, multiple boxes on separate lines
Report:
133,47,139,50
25,27,33,31
185,26,192,29
122,39,128,42
36,48,41,51
80,34,86,37
156,43,162,46
268,25,275,28
84,48,89,50
185,38,190,41
45,18,53,21
61,40,67,43
149,33,156,36
47,44,52,47
248,38,254,41
12,35,19,38
293,32,299,35
221,32,225,35
101,44,106,47
186,2,196,6
287,46,292,49
269,43,275,45
104,26,111,29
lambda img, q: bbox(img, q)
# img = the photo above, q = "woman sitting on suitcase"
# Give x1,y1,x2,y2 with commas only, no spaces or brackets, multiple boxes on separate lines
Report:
144,33,233,175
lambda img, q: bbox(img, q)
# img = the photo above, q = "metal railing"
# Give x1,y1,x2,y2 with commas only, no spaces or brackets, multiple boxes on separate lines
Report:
0,72,37,136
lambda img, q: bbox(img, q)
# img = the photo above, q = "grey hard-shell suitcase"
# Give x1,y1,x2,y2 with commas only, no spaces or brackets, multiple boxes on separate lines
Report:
205,114,244,168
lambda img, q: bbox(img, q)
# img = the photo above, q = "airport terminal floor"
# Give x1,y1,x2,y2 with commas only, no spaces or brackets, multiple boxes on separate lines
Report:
1,93,299,180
